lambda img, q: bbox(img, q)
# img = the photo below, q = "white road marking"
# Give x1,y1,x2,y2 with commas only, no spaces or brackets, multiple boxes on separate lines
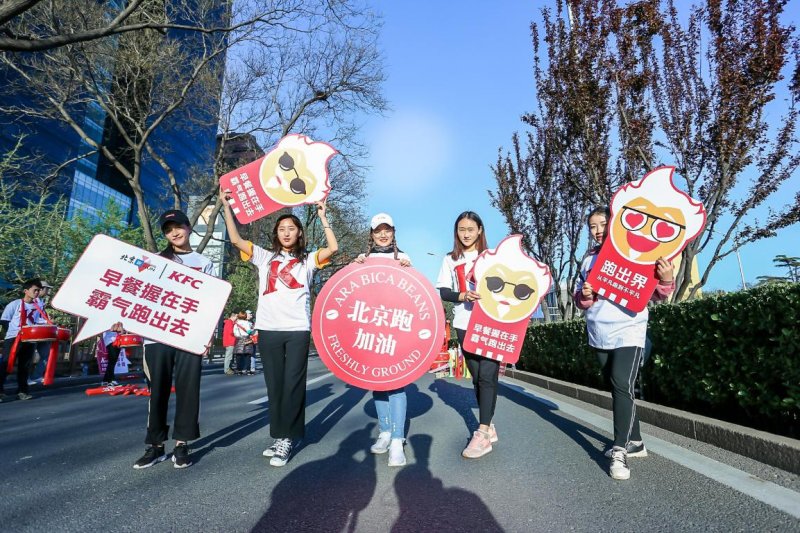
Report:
247,372,333,405
500,381,800,519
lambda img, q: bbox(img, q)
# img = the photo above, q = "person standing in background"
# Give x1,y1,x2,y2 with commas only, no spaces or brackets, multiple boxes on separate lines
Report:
222,313,237,375
246,310,258,374
0,278,46,401
233,311,255,376
28,280,54,385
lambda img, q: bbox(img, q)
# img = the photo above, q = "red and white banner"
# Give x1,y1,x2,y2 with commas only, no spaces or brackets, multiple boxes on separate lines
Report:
463,235,552,364
585,166,706,312
312,258,446,391
219,134,337,224
51,235,231,355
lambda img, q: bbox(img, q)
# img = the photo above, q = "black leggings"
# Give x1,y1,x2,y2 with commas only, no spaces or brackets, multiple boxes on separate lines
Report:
456,329,500,426
258,330,310,440
597,346,643,447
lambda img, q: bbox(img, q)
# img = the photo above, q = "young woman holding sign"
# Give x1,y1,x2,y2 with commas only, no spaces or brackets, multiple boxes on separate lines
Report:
134,210,217,470
221,189,338,467
354,212,413,467
574,206,674,480
436,211,498,459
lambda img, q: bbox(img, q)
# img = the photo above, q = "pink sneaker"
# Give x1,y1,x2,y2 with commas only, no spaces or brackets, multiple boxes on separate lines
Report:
488,423,498,444
462,430,493,459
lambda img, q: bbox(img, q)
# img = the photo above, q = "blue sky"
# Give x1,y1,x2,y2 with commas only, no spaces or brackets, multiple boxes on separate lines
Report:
357,0,799,291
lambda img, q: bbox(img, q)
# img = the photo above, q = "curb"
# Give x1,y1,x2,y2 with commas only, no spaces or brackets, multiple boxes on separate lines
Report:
506,368,800,475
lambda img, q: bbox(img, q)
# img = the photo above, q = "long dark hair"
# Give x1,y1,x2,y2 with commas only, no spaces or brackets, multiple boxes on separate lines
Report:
270,214,308,262
449,211,488,260
586,206,611,225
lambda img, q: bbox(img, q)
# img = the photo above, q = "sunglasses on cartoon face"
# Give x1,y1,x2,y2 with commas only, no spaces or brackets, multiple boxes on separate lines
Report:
278,152,307,195
485,276,535,300
620,207,685,243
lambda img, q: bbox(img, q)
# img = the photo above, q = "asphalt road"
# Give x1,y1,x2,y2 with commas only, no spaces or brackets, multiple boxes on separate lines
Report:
1,356,799,532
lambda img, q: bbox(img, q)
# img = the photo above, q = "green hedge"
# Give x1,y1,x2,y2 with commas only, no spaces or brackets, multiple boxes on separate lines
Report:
518,282,800,438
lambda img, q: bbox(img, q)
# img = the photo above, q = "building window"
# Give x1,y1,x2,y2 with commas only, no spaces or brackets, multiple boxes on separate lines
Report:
67,171,132,223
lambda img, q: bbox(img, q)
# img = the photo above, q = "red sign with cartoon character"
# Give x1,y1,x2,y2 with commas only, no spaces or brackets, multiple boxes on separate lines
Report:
586,166,706,312
463,235,552,364
219,134,337,224
50,235,231,354
312,258,446,391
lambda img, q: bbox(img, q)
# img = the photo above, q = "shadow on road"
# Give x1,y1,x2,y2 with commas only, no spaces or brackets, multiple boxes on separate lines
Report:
427,378,479,438
296,383,368,458
362,382,434,438
191,405,269,462
498,383,608,472
251,424,377,533
191,383,338,463
392,434,503,533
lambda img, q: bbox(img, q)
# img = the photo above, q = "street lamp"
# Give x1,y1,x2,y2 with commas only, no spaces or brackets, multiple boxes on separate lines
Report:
734,237,747,289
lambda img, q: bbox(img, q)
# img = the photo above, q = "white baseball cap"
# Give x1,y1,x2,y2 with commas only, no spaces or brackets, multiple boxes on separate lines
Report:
370,213,394,230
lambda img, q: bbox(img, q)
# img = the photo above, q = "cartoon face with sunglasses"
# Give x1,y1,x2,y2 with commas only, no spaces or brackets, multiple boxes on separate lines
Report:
609,167,706,265
473,235,552,323
259,134,334,206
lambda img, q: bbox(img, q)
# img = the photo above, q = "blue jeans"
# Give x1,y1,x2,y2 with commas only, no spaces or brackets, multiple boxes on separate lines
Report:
373,387,407,439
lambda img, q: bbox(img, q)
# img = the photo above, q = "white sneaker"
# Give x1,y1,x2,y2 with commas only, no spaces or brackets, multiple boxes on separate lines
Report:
262,440,279,457
388,438,406,467
370,431,392,454
609,446,630,480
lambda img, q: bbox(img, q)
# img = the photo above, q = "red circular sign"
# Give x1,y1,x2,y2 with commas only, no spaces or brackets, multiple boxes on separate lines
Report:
312,258,446,391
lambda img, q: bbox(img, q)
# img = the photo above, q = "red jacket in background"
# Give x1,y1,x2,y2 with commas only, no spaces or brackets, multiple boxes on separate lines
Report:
222,319,236,347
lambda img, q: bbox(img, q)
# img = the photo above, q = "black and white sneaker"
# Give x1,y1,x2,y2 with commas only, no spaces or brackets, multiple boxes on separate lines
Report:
133,445,168,469
262,440,279,457
604,440,648,458
269,439,292,467
172,443,193,469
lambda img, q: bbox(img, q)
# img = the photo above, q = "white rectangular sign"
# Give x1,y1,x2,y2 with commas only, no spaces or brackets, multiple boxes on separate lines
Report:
51,234,231,355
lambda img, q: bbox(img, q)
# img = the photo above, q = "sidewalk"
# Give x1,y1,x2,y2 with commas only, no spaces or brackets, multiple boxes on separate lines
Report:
506,367,800,475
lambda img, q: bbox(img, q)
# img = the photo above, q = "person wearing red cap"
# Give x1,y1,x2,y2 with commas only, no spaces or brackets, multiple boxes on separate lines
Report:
132,209,217,471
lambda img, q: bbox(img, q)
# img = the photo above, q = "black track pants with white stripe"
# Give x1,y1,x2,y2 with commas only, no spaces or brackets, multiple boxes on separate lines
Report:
596,346,643,447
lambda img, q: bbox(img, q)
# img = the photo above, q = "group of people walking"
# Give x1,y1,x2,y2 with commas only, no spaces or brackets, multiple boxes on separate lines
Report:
0,184,669,482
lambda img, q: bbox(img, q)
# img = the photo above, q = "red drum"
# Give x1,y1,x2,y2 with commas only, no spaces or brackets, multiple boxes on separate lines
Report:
18,324,58,343
57,327,72,342
115,334,143,348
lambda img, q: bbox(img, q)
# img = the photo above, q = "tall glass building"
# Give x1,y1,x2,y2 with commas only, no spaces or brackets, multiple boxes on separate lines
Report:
0,0,222,225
